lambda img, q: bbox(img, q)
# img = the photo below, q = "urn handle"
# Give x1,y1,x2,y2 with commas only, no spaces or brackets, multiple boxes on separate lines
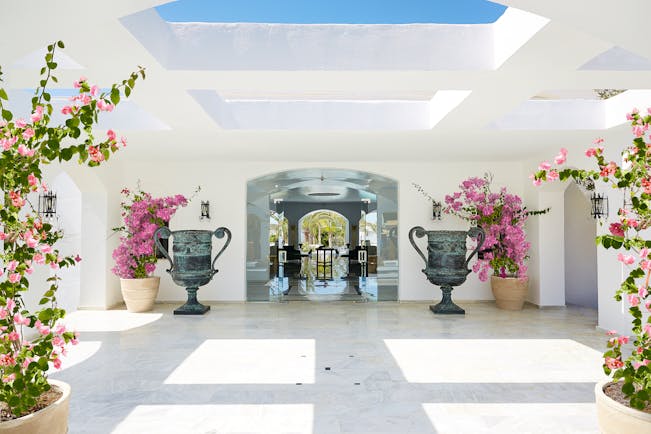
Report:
154,226,174,273
464,226,485,270
408,226,428,270
211,227,232,275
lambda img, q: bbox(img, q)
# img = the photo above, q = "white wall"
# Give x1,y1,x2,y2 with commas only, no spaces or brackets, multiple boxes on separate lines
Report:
564,183,598,308
96,160,528,303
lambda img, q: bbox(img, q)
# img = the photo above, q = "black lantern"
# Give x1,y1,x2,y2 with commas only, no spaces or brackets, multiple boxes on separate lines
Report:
432,200,442,220
38,191,57,220
200,201,210,220
590,193,608,219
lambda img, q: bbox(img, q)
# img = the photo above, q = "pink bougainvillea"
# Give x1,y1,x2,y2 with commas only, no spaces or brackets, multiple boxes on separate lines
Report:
531,107,651,410
444,174,545,281
112,187,188,279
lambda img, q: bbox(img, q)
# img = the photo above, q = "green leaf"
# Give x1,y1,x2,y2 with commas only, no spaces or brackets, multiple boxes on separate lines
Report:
622,382,635,395
0,88,7,100
110,88,120,105
1,109,12,121
38,297,49,305
57,40,65,48
125,86,131,97
60,148,73,161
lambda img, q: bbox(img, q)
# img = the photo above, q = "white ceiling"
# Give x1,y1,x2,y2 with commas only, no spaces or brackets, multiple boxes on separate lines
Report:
2,0,651,162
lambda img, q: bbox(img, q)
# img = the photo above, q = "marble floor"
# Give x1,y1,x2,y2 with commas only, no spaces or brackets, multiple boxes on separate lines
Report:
52,302,608,434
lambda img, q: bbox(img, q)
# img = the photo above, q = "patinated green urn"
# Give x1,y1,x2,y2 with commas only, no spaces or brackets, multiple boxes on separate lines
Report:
154,227,231,315
409,226,484,314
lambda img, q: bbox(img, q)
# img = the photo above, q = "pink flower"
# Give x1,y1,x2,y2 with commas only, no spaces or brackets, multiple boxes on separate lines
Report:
538,161,551,171
49,261,59,270
54,324,66,334
547,170,559,181
107,129,116,141
61,106,73,115
7,260,18,271
5,298,15,311
617,335,629,345
17,143,34,156
609,223,625,237
554,148,568,165
27,173,38,188
88,145,104,163
14,118,26,128
52,357,62,369
594,138,604,145
605,357,624,370
90,85,99,96
32,253,45,264
600,161,617,177
7,331,19,341
640,248,649,258
617,253,635,265
21,128,35,140
2,374,16,383
74,254,82,262
644,323,651,337
8,273,20,284
628,293,640,307
13,312,29,326
40,244,52,254
97,100,114,112
120,136,127,147
30,106,44,123
639,286,649,298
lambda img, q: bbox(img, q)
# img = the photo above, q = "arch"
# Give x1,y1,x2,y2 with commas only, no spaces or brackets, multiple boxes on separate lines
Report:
298,209,350,248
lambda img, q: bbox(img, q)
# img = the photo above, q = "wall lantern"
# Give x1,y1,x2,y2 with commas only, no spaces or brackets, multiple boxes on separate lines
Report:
38,191,57,220
432,200,443,220
200,201,210,220
590,192,609,219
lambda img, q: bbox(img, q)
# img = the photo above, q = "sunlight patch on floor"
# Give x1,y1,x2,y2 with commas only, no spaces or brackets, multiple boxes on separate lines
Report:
384,339,605,383
164,339,315,384
64,310,162,332
112,404,314,434
55,341,101,372
423,403,598,433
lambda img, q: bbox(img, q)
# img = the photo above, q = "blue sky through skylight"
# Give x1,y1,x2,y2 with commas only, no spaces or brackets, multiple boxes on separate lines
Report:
156,0,507,24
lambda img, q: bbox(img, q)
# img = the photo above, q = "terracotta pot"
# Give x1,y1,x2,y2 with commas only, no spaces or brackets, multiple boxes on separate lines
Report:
120,276,160,312
490,275,529,310
0,380,70,434
595,380,651,434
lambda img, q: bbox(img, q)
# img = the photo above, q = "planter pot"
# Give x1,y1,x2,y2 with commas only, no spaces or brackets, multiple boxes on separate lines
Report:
0,380,70,434
120,276,160,312
490,275,529,310
595,380,651,434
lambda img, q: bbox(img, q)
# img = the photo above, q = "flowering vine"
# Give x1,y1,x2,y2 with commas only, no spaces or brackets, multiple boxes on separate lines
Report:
0,41,144,419
444,173,547,281
531,107,651,410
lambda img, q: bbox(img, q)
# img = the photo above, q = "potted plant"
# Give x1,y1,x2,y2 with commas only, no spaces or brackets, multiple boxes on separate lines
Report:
0,42,143,432
111,186,189,312
443,174,547,310
532,108,651,432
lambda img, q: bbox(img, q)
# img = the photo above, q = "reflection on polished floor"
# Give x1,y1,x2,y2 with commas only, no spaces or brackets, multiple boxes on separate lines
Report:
53,302,605,433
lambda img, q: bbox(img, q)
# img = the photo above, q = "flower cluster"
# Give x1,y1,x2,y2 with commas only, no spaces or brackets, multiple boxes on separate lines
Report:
111,187,188,279
531,107,651,410
444,174,542,281
0,41,144,419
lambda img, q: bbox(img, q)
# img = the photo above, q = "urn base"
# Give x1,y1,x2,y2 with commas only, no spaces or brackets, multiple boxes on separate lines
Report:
174,286,210,315
429,301,465,315
174,302,210,315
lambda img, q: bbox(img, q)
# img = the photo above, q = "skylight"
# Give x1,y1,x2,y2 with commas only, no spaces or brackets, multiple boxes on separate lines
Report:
156,0,507,24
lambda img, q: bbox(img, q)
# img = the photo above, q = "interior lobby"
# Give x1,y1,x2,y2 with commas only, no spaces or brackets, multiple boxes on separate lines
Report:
2,0,650,432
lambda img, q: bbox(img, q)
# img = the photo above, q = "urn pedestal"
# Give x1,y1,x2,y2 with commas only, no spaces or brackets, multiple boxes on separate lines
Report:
154,227,231,315
409,226,484,314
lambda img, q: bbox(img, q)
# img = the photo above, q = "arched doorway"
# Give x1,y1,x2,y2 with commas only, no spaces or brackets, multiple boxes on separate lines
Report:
246,168,398,302
564,182,598,308
298,209,349,248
